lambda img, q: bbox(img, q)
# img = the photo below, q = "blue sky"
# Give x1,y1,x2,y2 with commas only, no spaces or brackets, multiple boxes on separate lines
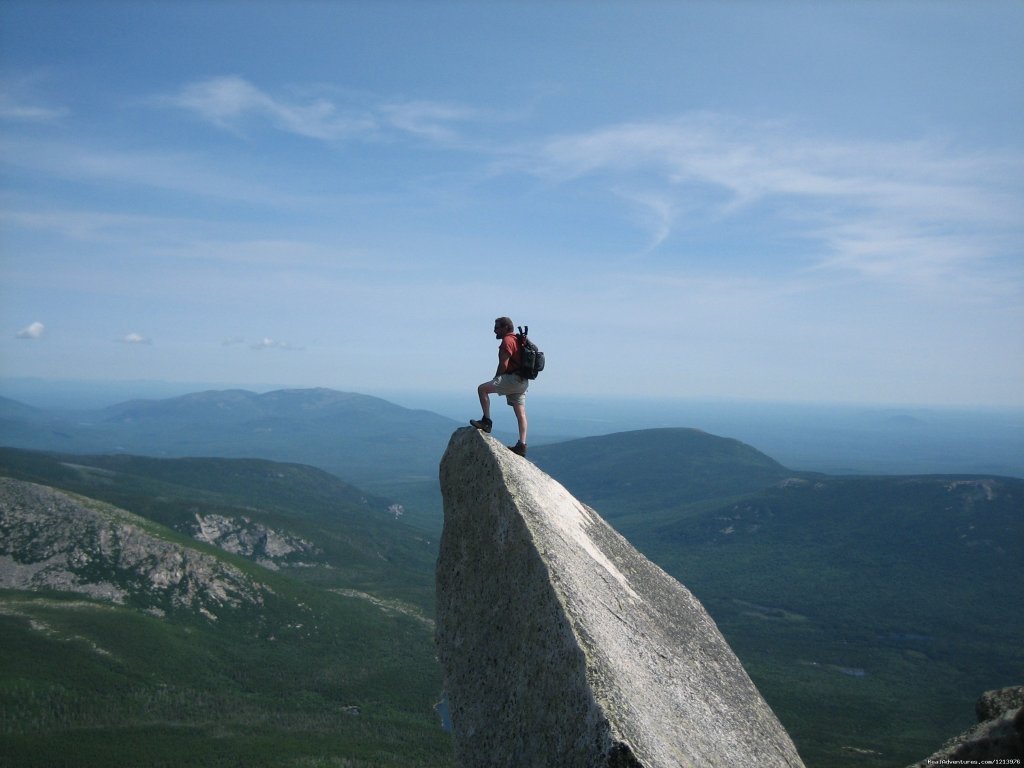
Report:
1,1,1022,407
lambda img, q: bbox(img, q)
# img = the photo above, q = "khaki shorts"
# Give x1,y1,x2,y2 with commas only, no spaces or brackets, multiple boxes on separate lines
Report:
490,373,528,406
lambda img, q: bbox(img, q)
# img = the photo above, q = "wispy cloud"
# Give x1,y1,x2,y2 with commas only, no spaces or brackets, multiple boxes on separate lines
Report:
0,76,68,122
165,76,376,140
0,209,366,274
379,100,482,143
611,188,677,255
223,336,304,350
0,101,67,122
0,207,197,244
15,321,45,339
163,76,486,147
526,114,1024,293
0,136,308,209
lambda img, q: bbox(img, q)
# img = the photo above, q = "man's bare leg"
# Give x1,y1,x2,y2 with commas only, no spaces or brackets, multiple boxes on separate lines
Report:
477,382,497,420
512,402,527,446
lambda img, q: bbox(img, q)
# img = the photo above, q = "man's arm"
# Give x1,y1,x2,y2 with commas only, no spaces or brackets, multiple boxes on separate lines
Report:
495,348,510,377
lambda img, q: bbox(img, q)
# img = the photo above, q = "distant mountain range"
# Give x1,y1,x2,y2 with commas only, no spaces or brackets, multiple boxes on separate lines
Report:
0,388,459,530
0,388,458,485
2,388,1021,767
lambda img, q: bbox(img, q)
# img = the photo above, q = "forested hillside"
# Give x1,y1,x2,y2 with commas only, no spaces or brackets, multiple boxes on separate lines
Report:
0,451,452,768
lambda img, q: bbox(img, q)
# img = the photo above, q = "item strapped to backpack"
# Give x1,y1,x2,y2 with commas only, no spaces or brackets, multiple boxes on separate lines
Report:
515,325,545,380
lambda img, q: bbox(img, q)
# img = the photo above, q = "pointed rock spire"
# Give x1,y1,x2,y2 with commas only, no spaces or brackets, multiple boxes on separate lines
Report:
436,427,805,767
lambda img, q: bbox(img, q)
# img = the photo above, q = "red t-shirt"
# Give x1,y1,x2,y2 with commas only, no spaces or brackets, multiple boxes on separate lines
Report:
499,333,521,374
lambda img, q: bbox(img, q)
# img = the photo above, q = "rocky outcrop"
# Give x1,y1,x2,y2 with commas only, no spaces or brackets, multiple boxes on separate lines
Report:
908,686,1024,766
0,477,269,619
436,428,804,768
191,511,321,570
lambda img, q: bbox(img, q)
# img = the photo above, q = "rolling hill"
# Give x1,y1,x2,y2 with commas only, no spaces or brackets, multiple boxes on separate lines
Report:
530,427,793,515
0,388,460,530
0,388,458,484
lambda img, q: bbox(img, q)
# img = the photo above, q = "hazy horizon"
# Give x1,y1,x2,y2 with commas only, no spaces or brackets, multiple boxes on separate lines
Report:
5,374,1024,413
3,375,1021,480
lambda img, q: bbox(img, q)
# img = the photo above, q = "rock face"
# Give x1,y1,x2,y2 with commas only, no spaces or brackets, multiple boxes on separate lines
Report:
908,686,1024,767
0,477,268,619
436,428,805,768
191,511,321,570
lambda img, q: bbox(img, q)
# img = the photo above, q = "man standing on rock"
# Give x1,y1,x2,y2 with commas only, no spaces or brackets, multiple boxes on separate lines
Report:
470,316,528,456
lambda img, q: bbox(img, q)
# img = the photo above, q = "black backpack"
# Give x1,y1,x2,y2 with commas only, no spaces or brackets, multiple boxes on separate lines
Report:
515,326,545,380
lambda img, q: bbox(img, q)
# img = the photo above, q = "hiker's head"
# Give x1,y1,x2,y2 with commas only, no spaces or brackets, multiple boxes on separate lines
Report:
494,317,514,337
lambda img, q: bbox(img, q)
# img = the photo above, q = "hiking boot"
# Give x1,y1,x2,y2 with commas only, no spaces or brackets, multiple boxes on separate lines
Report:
469,417,492,433
508,441,527,457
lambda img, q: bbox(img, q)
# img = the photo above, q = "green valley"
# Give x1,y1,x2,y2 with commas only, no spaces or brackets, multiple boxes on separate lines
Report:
0,451,453,768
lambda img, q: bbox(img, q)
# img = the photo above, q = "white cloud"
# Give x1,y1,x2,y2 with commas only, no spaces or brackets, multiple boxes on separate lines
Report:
15,321,45,339
0,102,66,122
379,100,481,143
526,114,1024,295
0,76,68,122
251,337,303,351
164,76,487,148
0,135,309,209
166,76,376,141
120,332,151,345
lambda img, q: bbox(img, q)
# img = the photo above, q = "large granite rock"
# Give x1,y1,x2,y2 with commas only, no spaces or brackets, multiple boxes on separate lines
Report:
435,427,804,768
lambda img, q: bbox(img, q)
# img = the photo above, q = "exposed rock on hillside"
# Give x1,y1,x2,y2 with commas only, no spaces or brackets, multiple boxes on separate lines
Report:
191,511,322,570
0,477,269,619
436,427,804,768
908,686,1024,766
